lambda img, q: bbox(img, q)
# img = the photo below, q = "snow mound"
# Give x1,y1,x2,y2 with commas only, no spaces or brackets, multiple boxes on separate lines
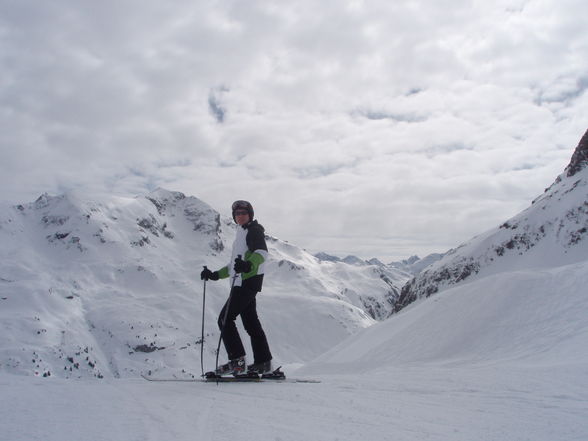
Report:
300,260,588,375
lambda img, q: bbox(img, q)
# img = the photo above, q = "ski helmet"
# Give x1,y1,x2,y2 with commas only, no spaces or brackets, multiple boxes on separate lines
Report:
231,200,254,222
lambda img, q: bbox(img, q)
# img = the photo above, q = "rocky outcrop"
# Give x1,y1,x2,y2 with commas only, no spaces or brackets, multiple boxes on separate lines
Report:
566,129,588,177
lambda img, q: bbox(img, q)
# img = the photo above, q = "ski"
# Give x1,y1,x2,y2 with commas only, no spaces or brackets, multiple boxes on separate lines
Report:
142,367,320,384
141,374,200,382
205,374,262,383
142,374,319,383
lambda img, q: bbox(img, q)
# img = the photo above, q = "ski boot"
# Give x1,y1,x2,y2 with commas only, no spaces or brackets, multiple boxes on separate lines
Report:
261,366,286,380
247,360,273,374
214,356,246,376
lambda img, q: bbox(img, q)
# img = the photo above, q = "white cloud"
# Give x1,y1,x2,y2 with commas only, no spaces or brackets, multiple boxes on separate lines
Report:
1,0,587,260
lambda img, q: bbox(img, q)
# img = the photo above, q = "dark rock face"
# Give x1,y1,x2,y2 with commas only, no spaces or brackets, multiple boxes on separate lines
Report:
566,129,588,177
395,258,480,312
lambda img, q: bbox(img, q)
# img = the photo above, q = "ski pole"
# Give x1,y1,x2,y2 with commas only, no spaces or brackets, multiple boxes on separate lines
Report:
214,256,241,376
200,266,208,378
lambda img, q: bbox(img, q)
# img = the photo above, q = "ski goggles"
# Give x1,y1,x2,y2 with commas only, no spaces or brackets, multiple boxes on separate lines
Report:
232,200,251,211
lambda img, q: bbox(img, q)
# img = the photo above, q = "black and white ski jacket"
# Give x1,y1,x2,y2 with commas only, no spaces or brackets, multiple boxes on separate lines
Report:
216,220,268,292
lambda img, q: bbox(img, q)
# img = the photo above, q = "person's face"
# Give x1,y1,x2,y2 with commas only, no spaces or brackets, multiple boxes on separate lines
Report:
234,209,250,225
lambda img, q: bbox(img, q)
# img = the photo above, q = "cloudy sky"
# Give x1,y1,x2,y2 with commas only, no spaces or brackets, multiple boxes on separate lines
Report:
1,0,587,261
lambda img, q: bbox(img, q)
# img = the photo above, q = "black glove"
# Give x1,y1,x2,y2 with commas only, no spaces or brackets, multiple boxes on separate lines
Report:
233,257,252,274
201,268,219,281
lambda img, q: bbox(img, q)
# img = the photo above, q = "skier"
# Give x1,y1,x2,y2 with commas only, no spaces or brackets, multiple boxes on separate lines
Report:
201,200,273,375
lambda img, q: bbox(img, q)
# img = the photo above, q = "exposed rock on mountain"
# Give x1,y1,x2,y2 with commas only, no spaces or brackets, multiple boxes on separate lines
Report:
566,128,588,177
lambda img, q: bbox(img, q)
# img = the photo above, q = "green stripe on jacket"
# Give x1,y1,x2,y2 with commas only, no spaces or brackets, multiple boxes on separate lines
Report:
242,250,265,280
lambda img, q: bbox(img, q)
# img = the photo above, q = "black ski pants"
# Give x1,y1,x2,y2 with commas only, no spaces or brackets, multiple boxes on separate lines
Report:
218,285,272,364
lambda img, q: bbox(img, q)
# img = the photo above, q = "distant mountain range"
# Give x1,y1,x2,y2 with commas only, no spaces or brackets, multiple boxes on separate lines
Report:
314,251,444,275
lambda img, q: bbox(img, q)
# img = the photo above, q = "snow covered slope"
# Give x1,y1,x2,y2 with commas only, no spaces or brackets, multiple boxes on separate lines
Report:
396,128,588,310
0,189,408,379
289,260,588,441
300,260,588,375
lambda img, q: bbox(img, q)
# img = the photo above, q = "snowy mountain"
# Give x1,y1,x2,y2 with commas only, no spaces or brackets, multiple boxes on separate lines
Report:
314,252,370,266
314,251,342,262
0,189,409,379
315,250,443,277
388,253,445,275
395,128,588,312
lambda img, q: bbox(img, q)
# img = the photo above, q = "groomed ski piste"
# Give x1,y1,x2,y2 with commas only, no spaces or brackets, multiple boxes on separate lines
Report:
2,260,587,441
